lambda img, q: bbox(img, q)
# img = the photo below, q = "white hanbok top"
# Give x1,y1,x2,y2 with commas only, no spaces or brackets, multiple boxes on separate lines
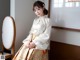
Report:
23,16,51,50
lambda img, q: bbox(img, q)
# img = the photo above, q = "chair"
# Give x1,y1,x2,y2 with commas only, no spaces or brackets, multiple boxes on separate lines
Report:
1,16,16,60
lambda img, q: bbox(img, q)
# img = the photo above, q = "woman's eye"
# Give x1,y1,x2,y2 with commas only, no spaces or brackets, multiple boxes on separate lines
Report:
38,8,40,10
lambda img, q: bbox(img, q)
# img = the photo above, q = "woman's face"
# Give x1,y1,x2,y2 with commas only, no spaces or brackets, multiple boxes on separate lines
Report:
34,6,44,17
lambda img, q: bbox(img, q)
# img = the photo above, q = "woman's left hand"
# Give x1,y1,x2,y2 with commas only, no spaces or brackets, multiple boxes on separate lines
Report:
28,42,36,48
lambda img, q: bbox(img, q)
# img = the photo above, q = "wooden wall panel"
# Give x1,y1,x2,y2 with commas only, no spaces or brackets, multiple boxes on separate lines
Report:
49,41,80,60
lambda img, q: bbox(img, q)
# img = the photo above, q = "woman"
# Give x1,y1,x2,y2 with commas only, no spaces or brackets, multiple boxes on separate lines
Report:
13,1,51,60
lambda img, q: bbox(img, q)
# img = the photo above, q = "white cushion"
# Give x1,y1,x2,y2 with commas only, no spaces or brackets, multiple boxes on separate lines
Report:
2,16,14,49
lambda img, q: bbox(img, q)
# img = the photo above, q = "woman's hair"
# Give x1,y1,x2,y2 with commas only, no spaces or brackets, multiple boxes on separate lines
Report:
33,1,48,15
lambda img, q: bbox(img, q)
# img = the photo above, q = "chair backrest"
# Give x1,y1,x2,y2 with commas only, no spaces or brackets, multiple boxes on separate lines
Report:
2,16,16,50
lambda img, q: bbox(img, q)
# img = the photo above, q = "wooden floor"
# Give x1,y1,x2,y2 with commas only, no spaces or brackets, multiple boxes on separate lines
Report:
49,41,80,60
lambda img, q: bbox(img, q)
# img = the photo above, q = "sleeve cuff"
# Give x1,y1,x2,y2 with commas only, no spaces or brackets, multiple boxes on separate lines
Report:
22,39,30,43
32,40,43,49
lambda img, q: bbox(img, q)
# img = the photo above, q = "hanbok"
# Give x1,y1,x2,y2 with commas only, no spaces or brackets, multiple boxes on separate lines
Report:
12,16,51,60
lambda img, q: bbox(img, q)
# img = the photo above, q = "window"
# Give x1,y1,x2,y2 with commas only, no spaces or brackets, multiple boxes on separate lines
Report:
65,0,74,7
75,2,80,7
53,0,80,8
54,0,63,7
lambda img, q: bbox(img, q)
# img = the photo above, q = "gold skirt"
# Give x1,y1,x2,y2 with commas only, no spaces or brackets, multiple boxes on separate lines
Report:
12,44,48,60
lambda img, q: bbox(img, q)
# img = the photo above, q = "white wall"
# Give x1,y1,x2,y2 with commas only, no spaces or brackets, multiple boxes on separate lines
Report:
50,1,80,46
15,0,35,52
11,0,35,52
50,0,80,29
10,0,15,19
44,0,48,10
51,29,80,46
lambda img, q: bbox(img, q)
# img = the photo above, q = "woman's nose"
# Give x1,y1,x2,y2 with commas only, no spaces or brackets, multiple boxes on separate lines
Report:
35,11,38,13
36,11,39,14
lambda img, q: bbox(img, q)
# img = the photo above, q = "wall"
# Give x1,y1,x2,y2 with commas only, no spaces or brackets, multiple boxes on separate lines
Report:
10,0,15,19
51,28,80,46
14,0,35,52
49,41,80,60
50,0,80,29
50,0,80,46
0,0,10,48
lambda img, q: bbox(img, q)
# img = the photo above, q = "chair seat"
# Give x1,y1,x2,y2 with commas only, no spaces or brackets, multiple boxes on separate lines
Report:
3,52,12,59
0,50,2,55
0,52,12,59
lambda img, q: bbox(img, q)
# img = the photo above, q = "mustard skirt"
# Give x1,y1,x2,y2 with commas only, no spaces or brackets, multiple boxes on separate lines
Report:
12,44,48,60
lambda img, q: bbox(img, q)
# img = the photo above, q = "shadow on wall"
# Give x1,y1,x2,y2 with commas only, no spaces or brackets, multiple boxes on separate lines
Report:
0,17,5,48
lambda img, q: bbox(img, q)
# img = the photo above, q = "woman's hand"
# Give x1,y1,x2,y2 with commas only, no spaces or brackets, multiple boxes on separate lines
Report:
28,42,36,49
24,41,36,48
24,41,30,48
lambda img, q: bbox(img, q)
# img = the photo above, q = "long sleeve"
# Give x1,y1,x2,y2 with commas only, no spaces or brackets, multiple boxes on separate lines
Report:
32,18,51,49
22,34,32,43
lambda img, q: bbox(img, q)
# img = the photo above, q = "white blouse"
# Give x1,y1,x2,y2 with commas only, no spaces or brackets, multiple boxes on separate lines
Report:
23,16,51,50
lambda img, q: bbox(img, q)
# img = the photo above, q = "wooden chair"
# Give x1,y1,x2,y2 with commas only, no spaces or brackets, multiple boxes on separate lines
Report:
1,16,16,60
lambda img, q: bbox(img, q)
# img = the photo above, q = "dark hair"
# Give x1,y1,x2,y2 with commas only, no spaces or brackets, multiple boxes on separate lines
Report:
33,1,48,15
